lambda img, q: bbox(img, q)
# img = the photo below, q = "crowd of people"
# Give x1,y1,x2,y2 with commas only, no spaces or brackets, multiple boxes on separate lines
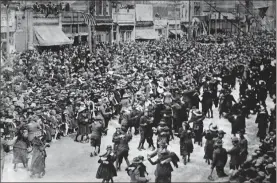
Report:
0,30,276,183
32,1,68,17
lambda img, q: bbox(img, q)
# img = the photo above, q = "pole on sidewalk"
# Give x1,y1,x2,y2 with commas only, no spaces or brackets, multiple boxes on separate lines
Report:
87,1,92,54
208,0,211,35
174,0,177,39
188,0,191,40
6,5,10,64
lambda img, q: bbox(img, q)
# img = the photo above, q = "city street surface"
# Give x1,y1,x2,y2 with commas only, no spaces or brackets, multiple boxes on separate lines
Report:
3,83,274,182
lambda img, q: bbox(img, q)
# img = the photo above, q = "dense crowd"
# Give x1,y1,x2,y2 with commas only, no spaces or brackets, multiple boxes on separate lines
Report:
0,30,276,182
32,1,66,17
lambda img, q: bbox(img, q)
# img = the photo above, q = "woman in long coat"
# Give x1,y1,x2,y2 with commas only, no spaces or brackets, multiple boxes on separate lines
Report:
96,145,117,183
177,122,193,165
255,107,269,141
30,131,50,178
13,126,30,171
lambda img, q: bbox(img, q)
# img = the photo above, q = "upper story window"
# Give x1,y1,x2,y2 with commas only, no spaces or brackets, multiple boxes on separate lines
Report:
105,0,110,16
194,2,201,16
96,0,104,16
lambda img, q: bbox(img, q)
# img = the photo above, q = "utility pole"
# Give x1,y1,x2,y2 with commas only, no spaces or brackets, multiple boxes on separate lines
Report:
87,1,92,53
188,0,191,40
208,0,211,34
174,0,178,39
214,2,217,36
6,4,10,64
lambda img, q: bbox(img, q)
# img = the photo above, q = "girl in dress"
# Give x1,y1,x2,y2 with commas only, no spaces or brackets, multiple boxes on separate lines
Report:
30,130,50,178
96,145,117,183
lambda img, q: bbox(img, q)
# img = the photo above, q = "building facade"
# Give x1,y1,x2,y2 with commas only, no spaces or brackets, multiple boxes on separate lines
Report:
1,4,17,55
92,0,113,43
62,11,89,45
135,4,157,40
112,6,136,43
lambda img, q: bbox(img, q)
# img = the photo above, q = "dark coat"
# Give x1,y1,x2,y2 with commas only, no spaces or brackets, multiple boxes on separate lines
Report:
212,147,227,168
255,111,268,139
227,145,240,166
178,127,193,156
228,114,245,135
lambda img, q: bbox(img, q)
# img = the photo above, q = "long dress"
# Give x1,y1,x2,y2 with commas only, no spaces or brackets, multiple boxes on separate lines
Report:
13,139,28,165
96,154,117,179
30,137,47,175
203,131,215,160
178,128,193,156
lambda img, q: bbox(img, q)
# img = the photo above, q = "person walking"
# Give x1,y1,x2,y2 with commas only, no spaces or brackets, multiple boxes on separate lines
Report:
238,129,248,167
211,139,228,178
115,127,132,171
177,121,193,165
138,111,149,151
227,137,241,171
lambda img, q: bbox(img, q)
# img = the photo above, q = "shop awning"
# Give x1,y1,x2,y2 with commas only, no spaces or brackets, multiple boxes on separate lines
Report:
34,26,73,46
169,30,183,35
135,29,158,40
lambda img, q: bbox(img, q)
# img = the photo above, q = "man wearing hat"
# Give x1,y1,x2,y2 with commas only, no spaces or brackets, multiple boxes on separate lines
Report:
138,110,150,151
115,127,132,171
211,139,228,178
90,114,105,157
155,121,170,148
228,137,241,170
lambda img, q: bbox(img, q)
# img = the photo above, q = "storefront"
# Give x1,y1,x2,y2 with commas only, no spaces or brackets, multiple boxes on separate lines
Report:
112,8,135,43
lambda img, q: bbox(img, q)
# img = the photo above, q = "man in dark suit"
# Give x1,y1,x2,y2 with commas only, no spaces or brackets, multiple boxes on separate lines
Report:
211,139,228,177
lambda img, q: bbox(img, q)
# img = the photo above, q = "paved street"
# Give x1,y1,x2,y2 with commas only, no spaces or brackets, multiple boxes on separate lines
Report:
3,83,274,182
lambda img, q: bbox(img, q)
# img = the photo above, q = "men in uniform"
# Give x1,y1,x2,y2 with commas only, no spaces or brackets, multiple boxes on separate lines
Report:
90,114,105,157
138,111,149,151
238,129,248,167
211,139,228,177
227,137,241,171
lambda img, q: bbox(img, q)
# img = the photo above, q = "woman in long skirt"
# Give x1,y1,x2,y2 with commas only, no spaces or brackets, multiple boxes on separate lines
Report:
30,131,50,178
177,122,193,165
13,126,31,171
96,145,117,183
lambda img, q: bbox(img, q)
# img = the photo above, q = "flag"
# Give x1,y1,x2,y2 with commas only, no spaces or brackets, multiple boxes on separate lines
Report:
82,13,96,26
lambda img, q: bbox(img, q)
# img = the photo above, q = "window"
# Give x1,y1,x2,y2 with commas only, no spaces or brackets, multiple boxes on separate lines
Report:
96,0,103,16
126,31,131,41
113,32,116,41
96,35,101,42
1,33,7,40
120,31,124,42
194,2,201,16
105,0,110,16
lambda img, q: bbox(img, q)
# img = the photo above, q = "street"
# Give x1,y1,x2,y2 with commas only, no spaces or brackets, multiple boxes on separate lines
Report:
3,83,274,182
